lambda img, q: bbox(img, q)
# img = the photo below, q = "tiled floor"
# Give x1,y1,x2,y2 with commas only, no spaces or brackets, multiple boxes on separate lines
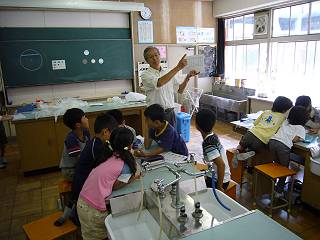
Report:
0,120,319,239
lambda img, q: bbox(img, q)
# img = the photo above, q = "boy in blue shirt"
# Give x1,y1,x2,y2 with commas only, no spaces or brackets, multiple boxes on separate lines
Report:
55,108,90,226
134,104,188,157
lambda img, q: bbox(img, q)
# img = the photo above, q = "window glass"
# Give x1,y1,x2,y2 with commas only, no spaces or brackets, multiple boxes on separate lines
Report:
310,1,320,34
244,14,254,39
234,16,244,40
273,7,290,37
290,3,309,35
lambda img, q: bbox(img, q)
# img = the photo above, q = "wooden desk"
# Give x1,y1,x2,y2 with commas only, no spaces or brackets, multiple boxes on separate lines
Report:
231,120,320,210
13,102,147,174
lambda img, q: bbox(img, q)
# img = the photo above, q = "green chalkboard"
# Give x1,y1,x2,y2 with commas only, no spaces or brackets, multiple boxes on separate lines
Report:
0,28,133,87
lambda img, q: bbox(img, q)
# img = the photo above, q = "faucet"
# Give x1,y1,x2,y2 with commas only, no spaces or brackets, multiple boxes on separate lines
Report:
145,163,183,208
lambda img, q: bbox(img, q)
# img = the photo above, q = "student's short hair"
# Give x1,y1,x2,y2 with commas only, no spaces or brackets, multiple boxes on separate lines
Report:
144,104,165,122
63,108,85,130
195,108,217,133
295,95,312,108
108,109,123,125
271,96,293,113
94,113,118,134
143,46,160,61
288,106,309,126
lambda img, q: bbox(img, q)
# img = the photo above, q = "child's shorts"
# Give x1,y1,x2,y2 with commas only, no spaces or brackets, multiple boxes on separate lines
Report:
77,197,109,240
239,131,266,152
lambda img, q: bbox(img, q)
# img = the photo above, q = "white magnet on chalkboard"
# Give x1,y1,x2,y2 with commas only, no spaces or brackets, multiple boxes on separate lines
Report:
99,58,104,64
91,59,96,64
84,50,89,56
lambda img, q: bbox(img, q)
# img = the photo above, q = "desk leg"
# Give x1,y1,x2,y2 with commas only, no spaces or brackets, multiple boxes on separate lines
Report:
270,179,275,217
253,170,257,207
288,176,295,213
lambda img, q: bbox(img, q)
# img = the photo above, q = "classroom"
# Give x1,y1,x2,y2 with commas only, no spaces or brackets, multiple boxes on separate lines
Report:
0,0,319,239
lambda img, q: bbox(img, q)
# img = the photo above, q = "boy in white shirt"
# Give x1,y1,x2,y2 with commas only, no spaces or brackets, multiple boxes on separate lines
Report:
269,106,308,194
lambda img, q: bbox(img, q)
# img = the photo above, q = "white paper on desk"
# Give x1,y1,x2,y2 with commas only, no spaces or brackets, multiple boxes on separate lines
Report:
246,111,263,120
13,113,26,120
160,152,187,164
182,55,205,75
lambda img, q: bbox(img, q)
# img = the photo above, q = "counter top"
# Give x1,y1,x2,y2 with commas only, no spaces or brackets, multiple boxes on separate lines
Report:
184,210,301,240
13,101,147,122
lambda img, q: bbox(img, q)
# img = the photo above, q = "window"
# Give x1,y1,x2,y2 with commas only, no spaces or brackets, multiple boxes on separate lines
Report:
225,14,254,41
225,1,320,105
225,43,267,88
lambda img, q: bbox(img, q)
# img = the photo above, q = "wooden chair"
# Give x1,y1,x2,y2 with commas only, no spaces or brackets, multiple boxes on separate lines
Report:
23,211,77,240
253,163,296,217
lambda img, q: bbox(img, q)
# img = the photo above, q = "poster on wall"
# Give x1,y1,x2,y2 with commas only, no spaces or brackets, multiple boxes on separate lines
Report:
176,26,215,44
176,26,197,44
138,20,153,43
197,28,215,43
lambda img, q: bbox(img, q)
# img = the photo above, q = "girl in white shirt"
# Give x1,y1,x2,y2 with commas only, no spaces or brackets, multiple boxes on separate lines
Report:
269,106,309,194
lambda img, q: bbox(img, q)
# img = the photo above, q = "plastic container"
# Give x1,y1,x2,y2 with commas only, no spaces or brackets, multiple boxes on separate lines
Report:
176,112,191,142
310,157,320,176
174,103,181,114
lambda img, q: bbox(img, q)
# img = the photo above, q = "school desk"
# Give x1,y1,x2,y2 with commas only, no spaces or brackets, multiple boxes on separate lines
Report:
13,101,146,174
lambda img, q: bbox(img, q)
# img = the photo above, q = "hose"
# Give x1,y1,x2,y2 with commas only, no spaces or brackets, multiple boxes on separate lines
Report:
211,170,231,211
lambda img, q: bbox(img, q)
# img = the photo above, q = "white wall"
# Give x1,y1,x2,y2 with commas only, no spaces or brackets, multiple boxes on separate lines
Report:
213,0,296,17
0,10,132,105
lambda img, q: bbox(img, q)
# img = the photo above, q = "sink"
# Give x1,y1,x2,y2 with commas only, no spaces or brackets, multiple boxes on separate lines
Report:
200,84,255,118
188,188,249,222
105,209,169,240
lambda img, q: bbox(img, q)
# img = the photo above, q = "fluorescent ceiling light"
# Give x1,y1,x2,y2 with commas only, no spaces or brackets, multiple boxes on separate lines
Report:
0,0,144,12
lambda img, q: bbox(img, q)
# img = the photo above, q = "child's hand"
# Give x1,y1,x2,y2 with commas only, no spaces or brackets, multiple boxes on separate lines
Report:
309,128,320,135
134,172,141,179
134,149,145,157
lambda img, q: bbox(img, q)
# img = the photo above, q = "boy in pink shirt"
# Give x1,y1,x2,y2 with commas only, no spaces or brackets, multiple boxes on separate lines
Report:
77,127,139,240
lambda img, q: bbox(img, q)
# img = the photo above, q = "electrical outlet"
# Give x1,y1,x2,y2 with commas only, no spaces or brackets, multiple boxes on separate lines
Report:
52,60,66,70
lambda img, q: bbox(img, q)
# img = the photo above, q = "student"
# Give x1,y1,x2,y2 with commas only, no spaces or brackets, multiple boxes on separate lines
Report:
108,109,137,144
55,108,90,226
234,96,293,163
134,104,188,157
195,109,231,191
0,91,12,169
295,95,320,131
269,106,308,194
59,108,90,181
77,127,139,240
70,113,117,225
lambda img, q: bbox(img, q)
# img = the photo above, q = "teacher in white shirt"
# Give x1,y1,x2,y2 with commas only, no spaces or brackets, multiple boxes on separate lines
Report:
141,46,199,127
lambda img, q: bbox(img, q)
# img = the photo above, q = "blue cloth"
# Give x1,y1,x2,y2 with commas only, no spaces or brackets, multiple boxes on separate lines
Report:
149,122,188,156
